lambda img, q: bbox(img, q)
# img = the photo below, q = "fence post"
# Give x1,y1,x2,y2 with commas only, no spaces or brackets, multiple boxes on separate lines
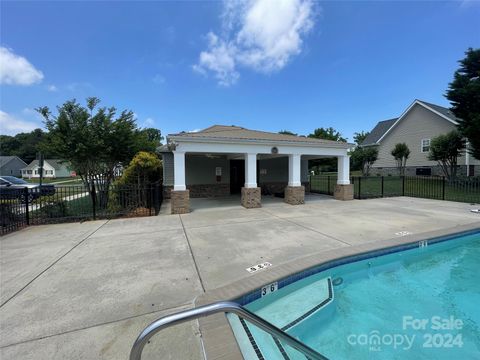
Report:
402,176,405,196
24,187,30,225
381,176,384,198
327,176,330,195
442,177,446,200
91,183,96,220
358,177,362,200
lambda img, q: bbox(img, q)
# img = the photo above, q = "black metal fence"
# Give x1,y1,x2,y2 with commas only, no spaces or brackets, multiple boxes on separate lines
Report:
1,182,163,235
310,175,480,204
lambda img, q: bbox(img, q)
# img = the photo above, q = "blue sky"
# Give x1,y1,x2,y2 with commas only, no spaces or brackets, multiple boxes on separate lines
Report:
1,0,479,141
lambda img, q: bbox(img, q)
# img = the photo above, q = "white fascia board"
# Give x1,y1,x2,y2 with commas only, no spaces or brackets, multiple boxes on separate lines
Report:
174,140,349,157
417,102,459,125
169,135,352,150
376,100,458,144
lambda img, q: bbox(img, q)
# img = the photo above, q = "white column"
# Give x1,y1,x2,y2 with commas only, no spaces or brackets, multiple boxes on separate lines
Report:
173,151,186,191
288,154,301,187
244,153,257,188
337,155,350,185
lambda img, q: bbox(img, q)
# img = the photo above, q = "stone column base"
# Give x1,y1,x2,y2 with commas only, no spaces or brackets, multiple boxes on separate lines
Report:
171,190,190,214
241,187,261,208
334,184,354,201
284,186,305,205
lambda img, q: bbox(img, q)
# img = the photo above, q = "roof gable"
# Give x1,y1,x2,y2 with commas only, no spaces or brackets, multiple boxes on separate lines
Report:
364,100,460,146
416,100,460,124
23,159,68,170
0,156,26,168
169,124,351,147
361,118,397,146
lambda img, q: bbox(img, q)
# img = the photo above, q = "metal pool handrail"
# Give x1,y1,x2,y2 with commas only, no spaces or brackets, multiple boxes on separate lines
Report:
129,301,327,360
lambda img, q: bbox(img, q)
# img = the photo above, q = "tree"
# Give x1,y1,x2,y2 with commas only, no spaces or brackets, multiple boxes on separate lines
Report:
350,146,378,176
445,48,480,159
428,131,465,180
391,143,410,176
117,151,162,188
37,97,153,207
353,131,370,145
308,127,347,173
308,127,347,142
278,130,298,136
0,129,53,163
139,128,163,146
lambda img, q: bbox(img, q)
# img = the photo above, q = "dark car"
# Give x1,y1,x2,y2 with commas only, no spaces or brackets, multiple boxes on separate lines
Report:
0,176,56,203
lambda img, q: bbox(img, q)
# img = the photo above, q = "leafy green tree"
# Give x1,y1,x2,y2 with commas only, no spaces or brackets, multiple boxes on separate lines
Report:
353,131,370,145
308,127,347,142
428,131,465,180
446,48,480,159
391,143,410,175
139,128,163,147
278,130,298,136
0,135,18,156
37,97,152,206
117,151,162,187
350,146,378,176
0,129,53,163
308,127,347,173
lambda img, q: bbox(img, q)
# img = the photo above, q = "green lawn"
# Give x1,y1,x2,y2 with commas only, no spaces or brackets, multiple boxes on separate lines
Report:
25,177,84,185
310,175,480,204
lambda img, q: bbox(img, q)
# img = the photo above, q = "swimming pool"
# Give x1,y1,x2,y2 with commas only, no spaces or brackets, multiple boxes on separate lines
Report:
228,231,480,359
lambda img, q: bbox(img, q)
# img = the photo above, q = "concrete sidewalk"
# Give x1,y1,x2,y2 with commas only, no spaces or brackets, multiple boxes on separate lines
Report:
1,195,478,359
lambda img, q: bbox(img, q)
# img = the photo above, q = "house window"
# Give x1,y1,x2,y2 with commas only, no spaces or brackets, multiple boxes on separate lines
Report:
421,139,430,153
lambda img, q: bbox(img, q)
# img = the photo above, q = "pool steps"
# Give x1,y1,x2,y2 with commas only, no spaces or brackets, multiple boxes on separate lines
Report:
228,277,334,359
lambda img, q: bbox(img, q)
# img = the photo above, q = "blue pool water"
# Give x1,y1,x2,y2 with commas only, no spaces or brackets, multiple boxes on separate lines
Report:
231,232,480,359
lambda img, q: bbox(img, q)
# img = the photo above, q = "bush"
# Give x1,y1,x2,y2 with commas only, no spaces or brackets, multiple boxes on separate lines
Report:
117,151,162,187
38,197,69,218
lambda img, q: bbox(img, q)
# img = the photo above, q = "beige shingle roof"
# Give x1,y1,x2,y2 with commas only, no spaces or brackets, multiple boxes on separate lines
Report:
169,125,349,146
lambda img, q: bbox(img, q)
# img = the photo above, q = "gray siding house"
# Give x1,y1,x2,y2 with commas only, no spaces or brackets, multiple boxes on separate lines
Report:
362,100,479,176
0,156,27,177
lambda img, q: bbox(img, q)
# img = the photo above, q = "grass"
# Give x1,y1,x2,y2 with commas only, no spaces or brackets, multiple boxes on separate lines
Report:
310,175,480,204
30,191,153,223
25,177,84,185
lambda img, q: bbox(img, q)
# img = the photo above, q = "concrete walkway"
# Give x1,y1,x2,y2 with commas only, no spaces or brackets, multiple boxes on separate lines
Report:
1,195,478,359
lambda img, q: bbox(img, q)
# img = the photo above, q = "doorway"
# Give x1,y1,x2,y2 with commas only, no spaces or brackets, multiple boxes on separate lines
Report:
230,159,245,194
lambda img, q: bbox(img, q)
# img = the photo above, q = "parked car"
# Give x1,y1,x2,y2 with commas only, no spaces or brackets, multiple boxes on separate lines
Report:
0,176,55,203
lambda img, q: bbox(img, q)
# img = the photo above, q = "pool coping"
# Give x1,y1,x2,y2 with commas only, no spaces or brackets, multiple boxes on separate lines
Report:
194,222,480,360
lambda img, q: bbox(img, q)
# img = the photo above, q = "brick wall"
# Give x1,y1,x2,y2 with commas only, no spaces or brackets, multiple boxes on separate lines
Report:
163,184,230,199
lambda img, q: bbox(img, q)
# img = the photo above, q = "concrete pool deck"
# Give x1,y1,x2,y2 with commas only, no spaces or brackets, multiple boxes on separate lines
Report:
1,195,479,359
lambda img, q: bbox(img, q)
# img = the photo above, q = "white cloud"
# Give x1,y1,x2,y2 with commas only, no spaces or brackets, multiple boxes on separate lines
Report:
193,0,317,86
47,84,58,92
0,47,44,85
144,117,155,126
0,110,41,135
193,32,239,86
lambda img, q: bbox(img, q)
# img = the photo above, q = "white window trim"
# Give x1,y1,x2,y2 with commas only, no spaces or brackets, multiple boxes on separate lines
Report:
421,138,430,153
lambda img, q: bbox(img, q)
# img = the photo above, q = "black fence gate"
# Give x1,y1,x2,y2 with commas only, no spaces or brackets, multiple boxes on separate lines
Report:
1,182,163,235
